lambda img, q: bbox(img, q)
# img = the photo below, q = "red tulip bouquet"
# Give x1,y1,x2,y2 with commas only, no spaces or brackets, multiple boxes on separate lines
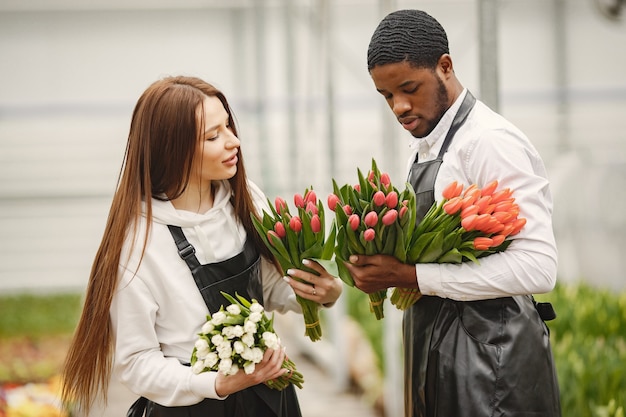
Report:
327,159,417,319
390,179,527,309
251,187,336,342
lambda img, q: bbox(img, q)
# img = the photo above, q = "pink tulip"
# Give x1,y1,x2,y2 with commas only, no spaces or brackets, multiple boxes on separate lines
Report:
354,184,361,192
380,172,391,187
491,234,506,247
294,193,305,209
474,196,492,214
443,196,463,215
289,216,302,233
490,188,513,205
310,214,321,233
364,211,378,227
304,190,317,205
463,184,479,197
348,214,360,231
368,171,376,182
399,205,409,219
373,191,385,207
442,181,464,200
382,209,398,226
267,230,281,246
274,222,286,238
385,191,398,209
509,218,527,235
480,180,499,197
305,201,318,215
343,205,353,215
473,237,493,251
461,214,478,231
363,228,375,241
327,194,340,211
275,197,288,213
460,205,479,219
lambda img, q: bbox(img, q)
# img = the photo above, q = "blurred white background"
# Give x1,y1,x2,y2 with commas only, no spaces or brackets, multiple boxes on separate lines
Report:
1,0,625,292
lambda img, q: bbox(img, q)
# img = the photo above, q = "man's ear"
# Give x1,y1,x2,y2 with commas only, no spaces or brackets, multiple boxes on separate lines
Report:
437,54,455,78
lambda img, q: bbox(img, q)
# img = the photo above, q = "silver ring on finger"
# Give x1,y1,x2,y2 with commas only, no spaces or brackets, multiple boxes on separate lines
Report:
312,286,316,296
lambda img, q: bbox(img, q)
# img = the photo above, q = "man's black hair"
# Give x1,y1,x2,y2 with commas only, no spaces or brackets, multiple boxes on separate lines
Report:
367,9,449,71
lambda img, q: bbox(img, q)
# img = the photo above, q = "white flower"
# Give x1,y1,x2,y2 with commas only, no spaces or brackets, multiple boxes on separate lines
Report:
201,321,215,334
211,334,225,346
195,338,210,352
242,332,255,347
248,312,263,323
227,363,240,376
250,302,264,313
243,361,256,375
233,340,245,354
250,347,264,363
231,325,244,338
222,326,236,339
226,304,241,315
191,360,206,375
262,332,281,350
211,311,227,325
218,358,233,374
217,342,233,359
204,352,218,368
243,320,257,334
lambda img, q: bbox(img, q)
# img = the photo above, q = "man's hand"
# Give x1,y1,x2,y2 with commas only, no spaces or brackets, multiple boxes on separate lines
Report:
343,254,418,293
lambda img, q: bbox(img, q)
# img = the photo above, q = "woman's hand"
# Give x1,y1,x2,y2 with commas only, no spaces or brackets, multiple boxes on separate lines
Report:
214,347,287,397
283,259,343,306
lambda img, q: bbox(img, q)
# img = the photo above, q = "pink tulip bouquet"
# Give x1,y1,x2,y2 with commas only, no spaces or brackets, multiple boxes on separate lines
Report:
390,179,527,309
251,187,336,342
327,159,417,319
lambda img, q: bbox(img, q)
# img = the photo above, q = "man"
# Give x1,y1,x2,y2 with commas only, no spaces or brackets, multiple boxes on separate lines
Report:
344,9,561,417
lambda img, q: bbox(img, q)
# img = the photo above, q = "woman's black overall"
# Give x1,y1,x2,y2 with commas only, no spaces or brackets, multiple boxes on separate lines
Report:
126,226,302,417
403,92,561,417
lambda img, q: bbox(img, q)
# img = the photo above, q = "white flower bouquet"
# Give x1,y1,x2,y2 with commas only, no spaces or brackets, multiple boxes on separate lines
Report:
190,292,304,391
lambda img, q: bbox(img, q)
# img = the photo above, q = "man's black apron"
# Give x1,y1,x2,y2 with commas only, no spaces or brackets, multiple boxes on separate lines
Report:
404,92,561,417
126,226,302,417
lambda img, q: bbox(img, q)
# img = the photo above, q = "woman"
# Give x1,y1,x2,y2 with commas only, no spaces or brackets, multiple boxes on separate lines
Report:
61,76,342,417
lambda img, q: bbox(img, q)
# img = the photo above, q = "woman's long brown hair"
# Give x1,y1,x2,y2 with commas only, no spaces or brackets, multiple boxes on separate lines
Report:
60,76,275,414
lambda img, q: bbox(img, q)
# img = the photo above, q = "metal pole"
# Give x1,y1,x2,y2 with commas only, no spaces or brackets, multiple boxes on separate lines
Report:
477,0,500,112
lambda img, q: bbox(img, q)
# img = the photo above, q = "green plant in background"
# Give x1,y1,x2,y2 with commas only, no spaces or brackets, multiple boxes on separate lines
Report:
346,282,626,417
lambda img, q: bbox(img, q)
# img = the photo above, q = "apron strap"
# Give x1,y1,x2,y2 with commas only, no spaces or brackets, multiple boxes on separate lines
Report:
437,91,476,159
168,225,202,271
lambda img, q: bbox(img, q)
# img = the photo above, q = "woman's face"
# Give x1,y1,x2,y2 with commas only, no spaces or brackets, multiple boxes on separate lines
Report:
189,95,240,190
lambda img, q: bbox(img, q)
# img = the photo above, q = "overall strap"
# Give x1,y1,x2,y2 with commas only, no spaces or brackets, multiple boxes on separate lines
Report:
167,225,202,272
437,91,476,159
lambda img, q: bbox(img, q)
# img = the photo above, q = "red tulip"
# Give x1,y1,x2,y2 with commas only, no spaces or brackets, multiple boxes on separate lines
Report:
364,211,379,227
267,230,282,246
343,205,353,215
399,205,409,219
373,191,386,207
289,216,302,232
380,172,391,187
327,194,340,211
463,184,479,197
474,196,492,214
460,205,479,219
304,190,317,205
363,228,375,241
274,222,286,238
275,197,288,213
305,201,318,215
480,180,499,197
461,214,478,231
491,234,506,247
385,191,399,209
294,193,305,209
382,209,398,226
348,214,360,231
310,214,321,233
509,218,527,235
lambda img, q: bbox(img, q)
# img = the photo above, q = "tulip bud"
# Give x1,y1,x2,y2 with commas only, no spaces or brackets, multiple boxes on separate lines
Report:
509,218,527,235
363,228,375,241
380,172,391,187
480,180,499,197
267,230,281,246
305,201,318,215
461,214,478,231
442,181,464,200
274,222,286,238
310,214,321,233
289,216,302,233
327,194,340,211
385,191,398,209
368,171,375,182
275,197,288,213
343,205,353,215
304,190,317,205
399,205,409,219
348,214,360,231
443,197,463,215
364,211,378,227
491,234,506,247
474,196,492,214
463,184,479,197
354,184,361,192
473,237,493,251
460,205,479,219
490,188,513,205
294,193,305,209
382,209,398,226
373,191,385,207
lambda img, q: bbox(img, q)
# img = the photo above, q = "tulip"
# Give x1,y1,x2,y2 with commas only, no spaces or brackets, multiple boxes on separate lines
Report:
305,201,318,215
490,188,513,205
368,171,376,182
289,216,302,233
385,191,399,209
460,205,479,219
399,205,409,219
494,200,514,213
327,194,340,211
491,234,506,247
474,196,492,214
275,197,288,213
442,181,464,200
382,209,398,226
473,237,493,251
493,211,513,224
348,214,360,231
267,230,282,246
463,184,479,197
310,214,321,233
304,190,317,205
510,218,527,235
380,172,391,187
373,191,386,207
461,214,478,231
363,228,375,241
354,184,361,192
294,193,305,209
480,180,499,197
443,196,463,215
474,214,493,231
274,222,286,238
364,211,379,228
343,205,353,215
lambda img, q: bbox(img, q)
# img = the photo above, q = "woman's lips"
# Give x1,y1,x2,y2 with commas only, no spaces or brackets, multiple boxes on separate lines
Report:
224,153,238,166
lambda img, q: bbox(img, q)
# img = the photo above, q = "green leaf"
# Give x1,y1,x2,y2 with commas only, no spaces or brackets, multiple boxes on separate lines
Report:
310,258,339,277
418,231,444,263
437,248,462,263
